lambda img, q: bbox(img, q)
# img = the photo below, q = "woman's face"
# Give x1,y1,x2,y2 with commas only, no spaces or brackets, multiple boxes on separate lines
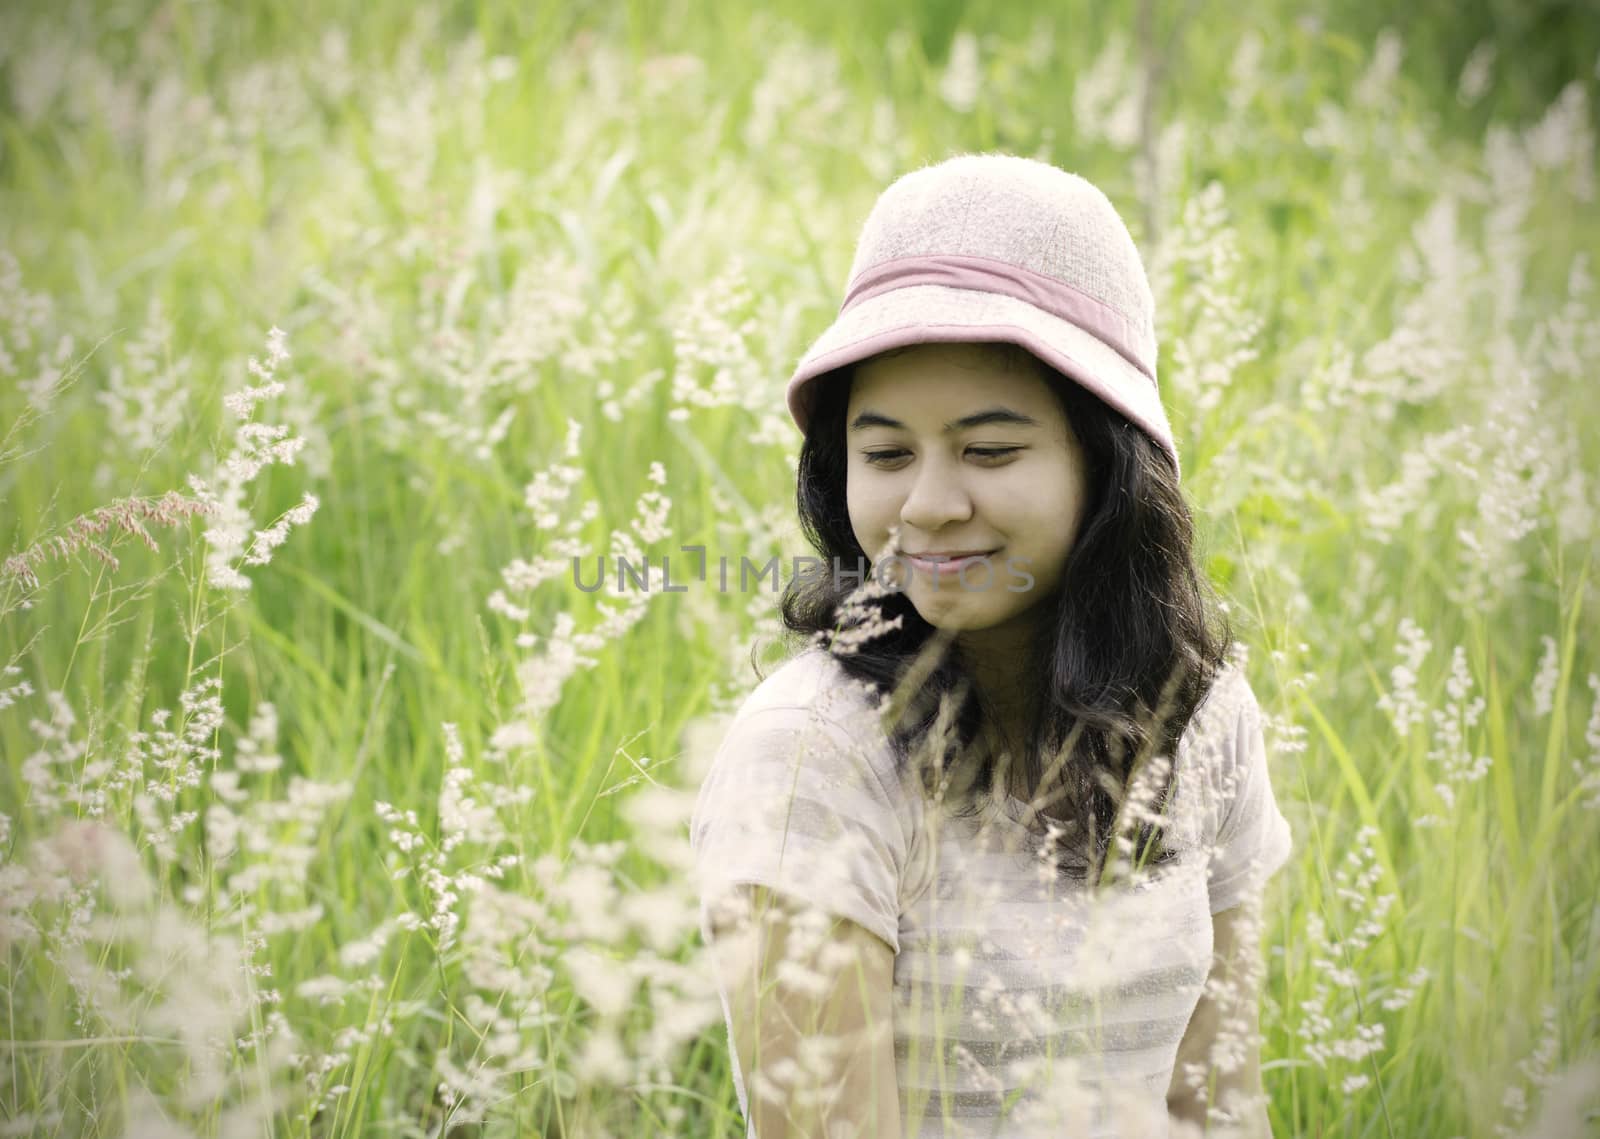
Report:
844,342,1093,648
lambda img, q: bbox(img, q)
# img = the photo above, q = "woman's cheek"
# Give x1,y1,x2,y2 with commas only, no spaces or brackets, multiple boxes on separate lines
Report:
851,482,893,521
846,489,892,554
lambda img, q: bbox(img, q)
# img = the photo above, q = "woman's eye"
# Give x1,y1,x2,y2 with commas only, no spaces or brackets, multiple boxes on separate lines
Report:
862,449,909,466
861,447,1021,466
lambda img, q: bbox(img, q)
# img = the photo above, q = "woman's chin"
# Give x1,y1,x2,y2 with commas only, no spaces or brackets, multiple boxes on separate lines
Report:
911,587,999,630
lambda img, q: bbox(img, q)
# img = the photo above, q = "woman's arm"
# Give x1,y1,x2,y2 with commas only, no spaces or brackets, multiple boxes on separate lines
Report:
1167,892,1276,1138
708,884,902,1138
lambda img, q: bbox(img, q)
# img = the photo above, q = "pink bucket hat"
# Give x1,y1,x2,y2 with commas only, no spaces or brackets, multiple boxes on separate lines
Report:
785,153,1180,480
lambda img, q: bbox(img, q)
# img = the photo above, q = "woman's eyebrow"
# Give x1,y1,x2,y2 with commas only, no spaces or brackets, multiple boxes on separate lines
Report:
848,407,1043,433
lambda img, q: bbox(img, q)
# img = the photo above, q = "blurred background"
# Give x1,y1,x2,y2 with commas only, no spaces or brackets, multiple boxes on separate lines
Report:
1,0,1598,1135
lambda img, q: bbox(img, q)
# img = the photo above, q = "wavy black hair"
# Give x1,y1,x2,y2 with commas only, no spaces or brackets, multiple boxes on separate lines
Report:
771,343,1234,886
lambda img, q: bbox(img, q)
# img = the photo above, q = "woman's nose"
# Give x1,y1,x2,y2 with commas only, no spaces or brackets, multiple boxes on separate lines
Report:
899,456,973,531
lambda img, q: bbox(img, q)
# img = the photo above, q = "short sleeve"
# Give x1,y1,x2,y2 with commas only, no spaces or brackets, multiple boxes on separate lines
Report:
689,702,907,955
1203,675,1294,914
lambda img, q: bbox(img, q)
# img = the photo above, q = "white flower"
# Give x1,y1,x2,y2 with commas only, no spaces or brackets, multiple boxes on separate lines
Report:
565,945,635,1018
938,31,980,113
1457,41,1496,106
1376,618,1432,735
1532,635,1561,717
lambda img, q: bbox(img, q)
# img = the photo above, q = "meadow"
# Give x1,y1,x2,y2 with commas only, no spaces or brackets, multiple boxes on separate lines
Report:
1,1,1598,1135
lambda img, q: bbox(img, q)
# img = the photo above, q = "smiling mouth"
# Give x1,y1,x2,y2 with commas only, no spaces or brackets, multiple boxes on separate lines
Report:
905,549,1000,572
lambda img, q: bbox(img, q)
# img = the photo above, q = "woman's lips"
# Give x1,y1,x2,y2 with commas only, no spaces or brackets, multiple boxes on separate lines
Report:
905,550,1000,575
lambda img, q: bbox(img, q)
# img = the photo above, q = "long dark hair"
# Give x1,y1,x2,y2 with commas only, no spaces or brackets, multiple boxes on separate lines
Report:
772,343,1234,887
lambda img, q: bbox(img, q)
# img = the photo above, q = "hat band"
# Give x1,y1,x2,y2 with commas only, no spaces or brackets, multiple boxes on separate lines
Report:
838,252,1154,383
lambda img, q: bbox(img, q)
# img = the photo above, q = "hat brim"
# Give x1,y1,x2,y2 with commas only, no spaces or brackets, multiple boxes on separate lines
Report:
785,284,1179,479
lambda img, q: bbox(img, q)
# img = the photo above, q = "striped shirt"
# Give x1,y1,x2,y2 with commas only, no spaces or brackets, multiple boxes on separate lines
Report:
690,646,1293,1137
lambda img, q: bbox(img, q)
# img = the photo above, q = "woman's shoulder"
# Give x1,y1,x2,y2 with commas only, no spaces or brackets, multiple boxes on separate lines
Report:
706,645,910,807
1185,660,1258,742
1168,662,1260,800
1170,660,1269,822
731,643,885,733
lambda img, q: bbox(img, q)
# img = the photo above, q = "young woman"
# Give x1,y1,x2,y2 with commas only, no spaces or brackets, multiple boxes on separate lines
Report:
690,154,1293,1138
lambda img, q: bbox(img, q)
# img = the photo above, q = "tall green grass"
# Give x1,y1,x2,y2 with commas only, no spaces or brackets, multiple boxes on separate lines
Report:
1,1,1597,1135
